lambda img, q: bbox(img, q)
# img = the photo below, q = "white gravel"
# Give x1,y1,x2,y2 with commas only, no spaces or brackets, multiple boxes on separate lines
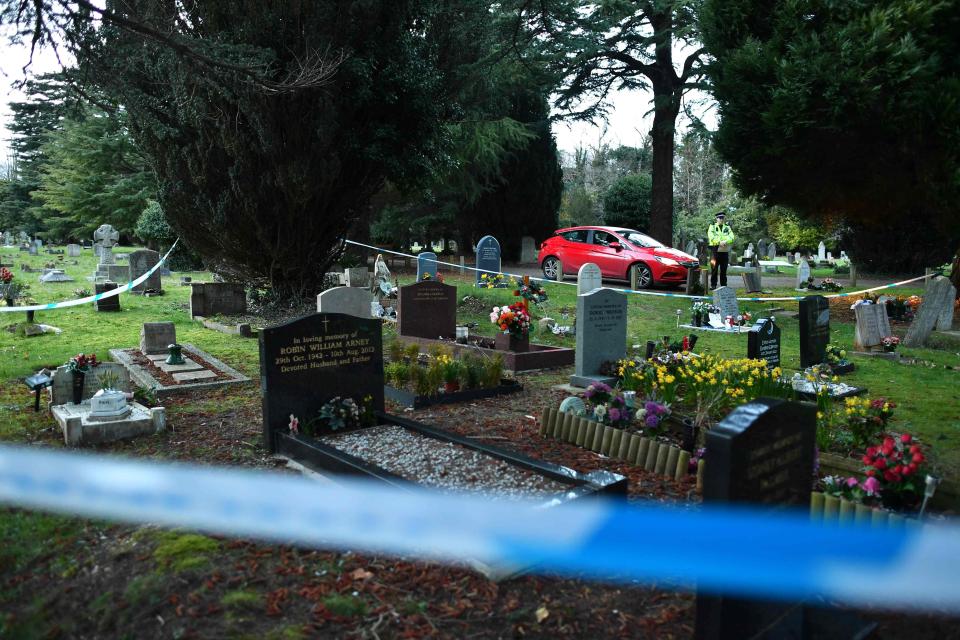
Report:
320,425,569,500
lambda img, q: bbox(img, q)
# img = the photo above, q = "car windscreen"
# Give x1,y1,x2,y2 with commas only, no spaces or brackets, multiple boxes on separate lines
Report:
615,230,663,249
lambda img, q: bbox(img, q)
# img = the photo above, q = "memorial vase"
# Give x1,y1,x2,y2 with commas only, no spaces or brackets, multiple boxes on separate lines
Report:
71,371,85,405
495,332,529,352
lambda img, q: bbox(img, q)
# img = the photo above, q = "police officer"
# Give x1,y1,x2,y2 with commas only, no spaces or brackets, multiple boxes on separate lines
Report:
708,211,735,289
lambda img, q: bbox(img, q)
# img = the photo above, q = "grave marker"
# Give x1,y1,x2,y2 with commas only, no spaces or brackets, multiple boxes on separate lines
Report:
190,282,246,318
93,282,121,312
416,252,438,281
817,241,826,262
796,258,811,289
766,242,776,259
260,312,384,451
799,295,830,367
904,277,956,347
570,288,627,388
397,281,457,339
741,269,762,293
757,239,767,258
317,286,374,319
344,267,370,288
67,244,80,257
128,249,162,293
140,322,177,355
520,236,538,264
853,303,891,351
475,235,501,284
577,262,602,295
712,286,739,319
747,318,781,369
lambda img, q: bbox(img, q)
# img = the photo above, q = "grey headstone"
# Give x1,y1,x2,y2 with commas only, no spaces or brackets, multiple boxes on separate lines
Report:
128,249,162,293
50,363,131,406
93,224,119,266
316,286,374,319
39,269,74,283
685,240,697,257
936,291,955,331
520,236,538,264
344,267,370,288
799,295,830,367
416,252,438,281
189,282,246,318
107,265,128,283
741,270,762,293
67,244,81,257
766,242,776,259
757,239,767,258
570,288,627,388
854,303,892,351
904,277,955,347
577,262,602,295
475,235,501,284
140,322,177,355
796,259,811,288
28,245,37,256
712,286,739,319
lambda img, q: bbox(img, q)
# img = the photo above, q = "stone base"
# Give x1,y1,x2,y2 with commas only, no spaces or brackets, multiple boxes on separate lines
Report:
850,350,901,362
110,343,252,397
569,374,617,389
52,401,165,446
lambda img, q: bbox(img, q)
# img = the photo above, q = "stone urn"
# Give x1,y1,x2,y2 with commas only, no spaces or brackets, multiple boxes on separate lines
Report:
495,332,529,353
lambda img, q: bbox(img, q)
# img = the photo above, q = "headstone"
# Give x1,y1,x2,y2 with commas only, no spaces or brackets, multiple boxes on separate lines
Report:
344,267,370,288
695,398,816,640
817,241,826,262
317,286,374,319
757,239,767,258
570,288,627,388
712,286,739,319
33,238,42,248
743,243,754,259
786,253,794,265
416,252,438,281
840,250,848,261
474,235,501,284
747,318,781,369
397,281,457,339
794,251,801,264
904,277,956,347
50,363,131,406
741,270,762,293
28,245,37,256
128,249,162,293
260,312,385,451
107,265,128,283
577,262,602,295
93,223,119,268
936,292,955,331
189,282,246,318
826,251,833,262
799,295,830,367
853,303,892,351
447,240,458,254
696,240,708,266
39,269,74,283
766,242,776,259
684,240,697,258
140,322,177,355
93,282,121,312
67,244,81,257
520,236,538,264
796,258,811,289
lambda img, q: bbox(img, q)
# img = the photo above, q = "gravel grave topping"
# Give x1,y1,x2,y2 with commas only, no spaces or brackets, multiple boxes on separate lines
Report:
320,425,570,500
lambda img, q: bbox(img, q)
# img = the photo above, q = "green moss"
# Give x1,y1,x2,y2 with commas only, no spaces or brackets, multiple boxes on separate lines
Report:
152,531,220,572
322,593,368,618
221,590,262,610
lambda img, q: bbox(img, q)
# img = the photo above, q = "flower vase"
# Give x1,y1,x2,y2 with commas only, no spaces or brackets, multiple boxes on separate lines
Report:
883,345,897,353
495,332,529,352
681,417,698,452
443,381,460,394
71,371,86,405
692,312,702,327
4,297,12,308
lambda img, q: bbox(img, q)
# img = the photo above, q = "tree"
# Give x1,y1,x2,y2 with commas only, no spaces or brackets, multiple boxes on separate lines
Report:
701,0,960,275
508,0,707,244
602,174,652,231
674,128,726,219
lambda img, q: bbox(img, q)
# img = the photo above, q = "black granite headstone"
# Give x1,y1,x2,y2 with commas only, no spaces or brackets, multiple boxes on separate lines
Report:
93,282,121,312
260,313,384,451
695,398,816,640
747,318,781,369
397,281,457,339
799,295,830,368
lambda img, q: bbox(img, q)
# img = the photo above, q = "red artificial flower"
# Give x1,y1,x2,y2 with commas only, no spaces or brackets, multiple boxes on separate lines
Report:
910,445,921,454
900,433,912,444
883,437,895,449
865,469,876,477
866,446,877,457
912,453,924,464
907,463,918,474
874,458,887,470
862,455,873,465
883,470,896,482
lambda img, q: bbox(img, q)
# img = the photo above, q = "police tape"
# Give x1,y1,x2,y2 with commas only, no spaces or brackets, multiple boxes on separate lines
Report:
0,240,179,312
344,239,932,303
0,443,958,611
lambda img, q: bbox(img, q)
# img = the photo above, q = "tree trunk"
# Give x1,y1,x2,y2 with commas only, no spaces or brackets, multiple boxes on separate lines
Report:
650,100,677,243
951,245,960,296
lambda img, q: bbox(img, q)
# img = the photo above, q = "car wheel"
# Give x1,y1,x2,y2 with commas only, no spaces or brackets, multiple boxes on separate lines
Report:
630,263,653,289
542,256,562,281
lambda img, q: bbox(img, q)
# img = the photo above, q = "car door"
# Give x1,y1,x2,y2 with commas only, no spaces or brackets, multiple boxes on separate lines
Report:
557,229,590,274
586,230,628,277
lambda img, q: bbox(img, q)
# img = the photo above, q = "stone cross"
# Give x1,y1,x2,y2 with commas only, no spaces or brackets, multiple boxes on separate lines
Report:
94,224,120,266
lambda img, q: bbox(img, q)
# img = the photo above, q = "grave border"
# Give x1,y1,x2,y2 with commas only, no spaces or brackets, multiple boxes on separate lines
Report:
110,343,252,398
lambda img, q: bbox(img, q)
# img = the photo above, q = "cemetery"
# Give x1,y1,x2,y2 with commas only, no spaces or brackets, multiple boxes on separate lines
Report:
1,3,960,638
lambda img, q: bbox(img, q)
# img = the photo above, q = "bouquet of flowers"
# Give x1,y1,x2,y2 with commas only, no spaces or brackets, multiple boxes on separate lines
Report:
636,400,670,437
881,335,901,352
821,474,881,505
584,382,633,428
0,267,26,304
479,273,507,289
861,433,926,510
820,278,842,292
66,353,99,373
825,343,848,366
490,302,532,336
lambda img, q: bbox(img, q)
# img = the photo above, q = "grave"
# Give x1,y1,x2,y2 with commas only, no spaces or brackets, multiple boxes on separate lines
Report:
696,398,816,640
47,363,165,446
712,286,739,319
93,282,121,312
741,269,762,293
416,252,438,281
520,236,538,264
317,286,374,319
766,242,776,259
684,239,697,258
67,244,81,257
577,262,602,295
796,258,811,289
757,239,767,258
746,318,781,369
28,245,37,256
570,288,627,388
743,243,754,259
92,223,119,280
38,269,74,283
853,303,892,352
140,322,177,355
397,281,457,339
904,277,956,347
189,282,246,318
475,235,501,285
105,264,128,283
817,241,826,262
799,295,830,367
129,249,162,293
110,343,251,398
260,312,624,500
344,267,370,288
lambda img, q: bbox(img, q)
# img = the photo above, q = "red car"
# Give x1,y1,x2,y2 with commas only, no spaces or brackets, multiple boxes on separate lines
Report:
537,226,700,288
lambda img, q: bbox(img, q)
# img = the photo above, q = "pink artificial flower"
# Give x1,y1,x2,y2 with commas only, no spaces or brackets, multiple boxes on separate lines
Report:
845,477,859,488
288,414,300,434
862,476,881,495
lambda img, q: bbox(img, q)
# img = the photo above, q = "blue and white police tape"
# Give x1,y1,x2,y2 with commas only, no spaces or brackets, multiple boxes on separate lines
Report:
344,239,932,303
0,444,958,612
0,240,179,312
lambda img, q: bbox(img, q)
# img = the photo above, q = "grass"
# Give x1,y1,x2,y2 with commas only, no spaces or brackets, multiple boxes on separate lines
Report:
151,530,220,572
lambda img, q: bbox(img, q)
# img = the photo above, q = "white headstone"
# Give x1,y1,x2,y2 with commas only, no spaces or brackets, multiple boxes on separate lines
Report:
854,303,892,351
797,258,811,288
743,243,754,259
817,242,826,262
317,286,374,318
712,285,740,319
794,251,801,263
67,244,81,257
577,262,602,295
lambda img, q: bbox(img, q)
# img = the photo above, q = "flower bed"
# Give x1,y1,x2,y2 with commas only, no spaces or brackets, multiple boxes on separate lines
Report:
385,378,522,409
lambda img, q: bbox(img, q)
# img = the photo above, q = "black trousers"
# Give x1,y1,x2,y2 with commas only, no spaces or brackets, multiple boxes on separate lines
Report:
710,248,729,288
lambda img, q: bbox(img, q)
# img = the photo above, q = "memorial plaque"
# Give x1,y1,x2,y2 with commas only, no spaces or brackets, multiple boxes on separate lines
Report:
747,318,781,369
853,303,890,351
570,288,627,387
397,281,457,339
577,262,602,295
799,295,830,367
695,398,816,640
260,313,384,451
712,286,739,319
416,252,438,281
474,235,501,284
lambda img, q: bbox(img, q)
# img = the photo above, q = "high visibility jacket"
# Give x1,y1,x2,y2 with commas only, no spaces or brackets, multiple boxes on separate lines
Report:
708,223,735,247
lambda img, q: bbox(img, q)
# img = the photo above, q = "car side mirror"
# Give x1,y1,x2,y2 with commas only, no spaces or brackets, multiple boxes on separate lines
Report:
610,242,623,251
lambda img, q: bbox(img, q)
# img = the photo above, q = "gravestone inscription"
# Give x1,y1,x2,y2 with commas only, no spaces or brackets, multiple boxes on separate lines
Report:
475,235,501,284
712,286,739,319
416,252,438,281
853,303,891,351
260,313,384,451
747,318,781,369
398,281,457,339
577,262,602,295
570,288,627,388
344,267,370,288
799,295,830,367
317,286,374,319
129,249,162,293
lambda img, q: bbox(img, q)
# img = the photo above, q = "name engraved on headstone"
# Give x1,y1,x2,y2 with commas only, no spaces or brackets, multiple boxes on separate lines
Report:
747,319,781,369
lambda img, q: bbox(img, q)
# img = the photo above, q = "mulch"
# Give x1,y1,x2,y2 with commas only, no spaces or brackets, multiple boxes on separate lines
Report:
127,348,234,386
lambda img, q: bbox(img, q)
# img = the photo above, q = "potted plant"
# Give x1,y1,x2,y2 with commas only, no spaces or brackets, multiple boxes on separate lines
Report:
65,353,99,405
490,303,532,352
881,335,901,352
438,354,461,393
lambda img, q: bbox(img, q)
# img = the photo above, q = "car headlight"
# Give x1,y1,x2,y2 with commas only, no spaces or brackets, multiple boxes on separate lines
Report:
654,256,679,266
